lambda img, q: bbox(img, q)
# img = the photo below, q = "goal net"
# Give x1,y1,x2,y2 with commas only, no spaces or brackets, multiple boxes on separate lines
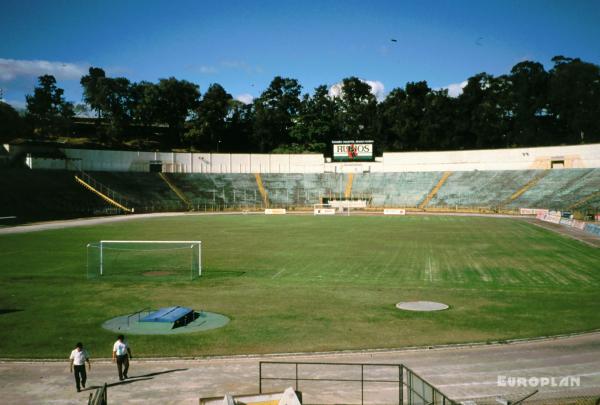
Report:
86,240,201,280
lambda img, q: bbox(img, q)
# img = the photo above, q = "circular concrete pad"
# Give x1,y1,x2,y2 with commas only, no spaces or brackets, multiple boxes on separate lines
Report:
102,311,230,335
396,301,449,311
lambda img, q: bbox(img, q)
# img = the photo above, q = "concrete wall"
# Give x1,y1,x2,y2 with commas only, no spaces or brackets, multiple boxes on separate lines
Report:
58,148,325,173
13,143,600,173
380,144,600,172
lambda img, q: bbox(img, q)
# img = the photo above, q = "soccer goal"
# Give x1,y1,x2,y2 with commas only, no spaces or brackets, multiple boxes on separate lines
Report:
86,240,201,280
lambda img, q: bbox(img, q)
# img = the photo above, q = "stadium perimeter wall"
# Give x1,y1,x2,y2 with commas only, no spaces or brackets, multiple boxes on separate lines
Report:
8,143,600,173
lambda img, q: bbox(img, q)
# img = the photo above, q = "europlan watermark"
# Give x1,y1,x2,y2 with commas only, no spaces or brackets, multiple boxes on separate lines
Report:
498,375,581,388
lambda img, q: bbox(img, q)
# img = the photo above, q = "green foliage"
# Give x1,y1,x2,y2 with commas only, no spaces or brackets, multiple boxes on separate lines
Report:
253,76,302,152
22,56,600,151
80,67,133,139
130,81,161,128
335,77,378,141
25,75,74,138
0,215,599,358
80,67,107,119
549,56,600,144
0,102,25,142
189,83,233,150
155,77,200,144
289,85,338,153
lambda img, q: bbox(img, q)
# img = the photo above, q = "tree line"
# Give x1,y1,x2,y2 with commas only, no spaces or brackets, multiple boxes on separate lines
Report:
1,55,599,154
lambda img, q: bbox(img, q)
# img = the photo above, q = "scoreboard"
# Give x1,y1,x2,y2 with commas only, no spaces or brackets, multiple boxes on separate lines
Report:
332,140,374,161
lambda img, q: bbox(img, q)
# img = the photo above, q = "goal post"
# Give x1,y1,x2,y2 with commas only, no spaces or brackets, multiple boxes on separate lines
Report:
87,240,202,280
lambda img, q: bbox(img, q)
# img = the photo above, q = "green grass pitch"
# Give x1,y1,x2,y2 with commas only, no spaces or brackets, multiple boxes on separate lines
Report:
0,214,599,358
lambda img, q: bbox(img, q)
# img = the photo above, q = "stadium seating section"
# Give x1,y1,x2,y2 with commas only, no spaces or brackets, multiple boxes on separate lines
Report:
2,168,599,223
0,169,111,222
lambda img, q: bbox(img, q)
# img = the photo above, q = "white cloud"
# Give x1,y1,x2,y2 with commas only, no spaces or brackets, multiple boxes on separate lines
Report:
220,60,263,74
328,79,386,101
235,93,254,104
443,80,468,98
328,82,343,98
365,80,385,100
198,65,218,74
0,58,89,81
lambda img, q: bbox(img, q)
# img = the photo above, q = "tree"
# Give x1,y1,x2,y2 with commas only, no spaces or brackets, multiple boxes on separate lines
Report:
290,85,339,152
80,67,107,119
102,77,133,137
506,61,551,146
379,81,440,151
253,76,302,152
155,77,200,146
225,100,255,152
457,73,509,148
334,77,378,141
548,56,600,144
25,75,74,137
130,81,160,128
80,67,133,138
190,83,232,150
379,87,408,150
0,102,25,142
421,89,457,150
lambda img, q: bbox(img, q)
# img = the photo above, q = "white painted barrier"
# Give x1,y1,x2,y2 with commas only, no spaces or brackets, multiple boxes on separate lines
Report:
314,208,336,215
265,208,286,215
384,209,406,215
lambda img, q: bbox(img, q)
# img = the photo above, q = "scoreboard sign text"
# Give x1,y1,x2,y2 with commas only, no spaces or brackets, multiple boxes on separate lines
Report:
332,140,373,161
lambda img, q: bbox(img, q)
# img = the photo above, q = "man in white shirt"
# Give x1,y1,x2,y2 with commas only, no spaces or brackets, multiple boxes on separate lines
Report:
112,334,132,381
69,342,91,392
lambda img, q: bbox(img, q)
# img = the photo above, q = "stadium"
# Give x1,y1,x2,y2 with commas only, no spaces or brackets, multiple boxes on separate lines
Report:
2,2,600,404
1,141,600,404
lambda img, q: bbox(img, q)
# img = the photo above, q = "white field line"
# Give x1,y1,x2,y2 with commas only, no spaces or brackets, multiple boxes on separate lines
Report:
427,256,434,282
271,268,286,279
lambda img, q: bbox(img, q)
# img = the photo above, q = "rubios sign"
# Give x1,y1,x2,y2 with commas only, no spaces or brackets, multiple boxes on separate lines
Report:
332,140,374,161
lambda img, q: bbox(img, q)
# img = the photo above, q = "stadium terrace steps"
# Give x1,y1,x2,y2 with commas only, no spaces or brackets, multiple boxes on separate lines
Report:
428,170,541,209
352,172,444,207
260,173,337,207
254,173,269,208
570,190,600,210
344,173,354,198
508,168,600,210
159,172,192,209
88,172,185,211
0,169,111,222
505,170,550,205
75,175,133,213
169,173,262,208
419,171,452,209
3,169,599,222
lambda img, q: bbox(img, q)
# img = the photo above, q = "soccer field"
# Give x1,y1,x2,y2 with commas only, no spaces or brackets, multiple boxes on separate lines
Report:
0,214,599,358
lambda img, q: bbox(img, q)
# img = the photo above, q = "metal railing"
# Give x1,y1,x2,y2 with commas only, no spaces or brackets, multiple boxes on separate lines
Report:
88,383,107,405
259,361,456,405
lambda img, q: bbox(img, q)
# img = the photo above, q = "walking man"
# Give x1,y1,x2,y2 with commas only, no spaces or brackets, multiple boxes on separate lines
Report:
69,342,91,392
112,334,132,381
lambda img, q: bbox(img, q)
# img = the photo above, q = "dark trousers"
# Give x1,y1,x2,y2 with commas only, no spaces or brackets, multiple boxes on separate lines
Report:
116,354,129,380
74,365,87,391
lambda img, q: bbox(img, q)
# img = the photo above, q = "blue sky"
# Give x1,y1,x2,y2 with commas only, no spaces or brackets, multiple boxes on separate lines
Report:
1,0,599,109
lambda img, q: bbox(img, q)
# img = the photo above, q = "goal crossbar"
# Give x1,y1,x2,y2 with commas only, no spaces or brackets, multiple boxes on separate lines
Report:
89,240,202,279
99,240,201,244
